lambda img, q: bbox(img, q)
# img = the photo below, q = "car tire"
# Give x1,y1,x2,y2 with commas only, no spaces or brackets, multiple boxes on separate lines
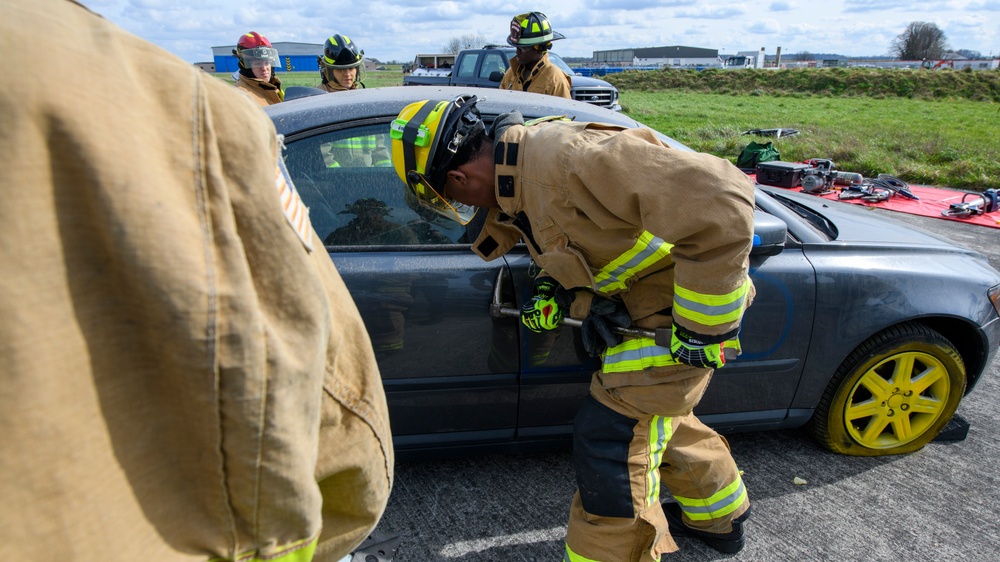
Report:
810,322,966,456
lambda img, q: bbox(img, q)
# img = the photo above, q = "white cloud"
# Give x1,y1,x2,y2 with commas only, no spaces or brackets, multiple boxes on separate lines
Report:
77,0,1000,64
746,19,783,34
676,5,748,18
843,0,913,11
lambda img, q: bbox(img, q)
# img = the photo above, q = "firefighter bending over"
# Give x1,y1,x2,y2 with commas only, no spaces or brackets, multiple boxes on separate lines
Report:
391,95,756,561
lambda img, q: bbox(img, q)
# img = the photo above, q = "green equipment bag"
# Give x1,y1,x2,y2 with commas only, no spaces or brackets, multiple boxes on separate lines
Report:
737,141,780,169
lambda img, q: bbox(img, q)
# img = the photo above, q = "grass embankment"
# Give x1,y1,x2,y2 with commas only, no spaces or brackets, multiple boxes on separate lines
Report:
215,68,998,190
215,69,404,89
607,68,1000,191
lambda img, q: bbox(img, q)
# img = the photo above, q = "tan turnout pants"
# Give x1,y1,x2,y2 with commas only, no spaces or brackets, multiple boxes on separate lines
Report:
563,367,749,562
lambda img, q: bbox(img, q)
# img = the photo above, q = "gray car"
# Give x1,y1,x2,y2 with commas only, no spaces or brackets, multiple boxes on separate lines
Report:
267,86,1000,458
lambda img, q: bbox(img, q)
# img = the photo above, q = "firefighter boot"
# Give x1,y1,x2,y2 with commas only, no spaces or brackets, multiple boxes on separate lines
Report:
662,501,751,554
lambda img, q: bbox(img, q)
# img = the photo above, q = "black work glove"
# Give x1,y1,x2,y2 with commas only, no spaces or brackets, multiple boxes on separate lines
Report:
488,110,524,140
580,296,631,357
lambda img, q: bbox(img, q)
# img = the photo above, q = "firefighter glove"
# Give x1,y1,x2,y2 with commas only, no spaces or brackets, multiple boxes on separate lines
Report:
521,278,563,332
581,296,631,357
669,324,726,369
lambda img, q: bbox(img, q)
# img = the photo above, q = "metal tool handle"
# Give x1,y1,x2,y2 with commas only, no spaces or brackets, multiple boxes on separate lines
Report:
489,269,666,344
493,305,659,340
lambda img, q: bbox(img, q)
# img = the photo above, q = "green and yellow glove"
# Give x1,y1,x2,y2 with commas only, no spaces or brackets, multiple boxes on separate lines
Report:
669,324,726,369
521,278,563,332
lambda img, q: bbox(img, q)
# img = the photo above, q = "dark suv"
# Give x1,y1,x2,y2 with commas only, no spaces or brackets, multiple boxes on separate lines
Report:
402,46,622,111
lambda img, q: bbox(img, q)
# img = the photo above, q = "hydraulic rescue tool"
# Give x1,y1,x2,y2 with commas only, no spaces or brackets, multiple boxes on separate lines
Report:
941,189,1000,218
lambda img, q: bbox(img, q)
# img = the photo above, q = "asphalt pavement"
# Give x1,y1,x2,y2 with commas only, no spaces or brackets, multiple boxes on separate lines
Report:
369,205,1000,562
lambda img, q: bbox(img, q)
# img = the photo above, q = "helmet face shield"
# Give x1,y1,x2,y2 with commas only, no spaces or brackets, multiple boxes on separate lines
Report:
405,172,477,225
240,46,279,67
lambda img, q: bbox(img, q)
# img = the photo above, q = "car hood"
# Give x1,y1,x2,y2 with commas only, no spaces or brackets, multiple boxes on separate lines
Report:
765,186,985,252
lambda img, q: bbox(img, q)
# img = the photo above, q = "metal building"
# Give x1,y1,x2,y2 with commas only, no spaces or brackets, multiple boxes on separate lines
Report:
593,45,719,68
212,41,323,73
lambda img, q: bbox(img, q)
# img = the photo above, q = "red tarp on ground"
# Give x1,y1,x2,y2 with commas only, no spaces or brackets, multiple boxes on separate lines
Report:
751,176,1000,230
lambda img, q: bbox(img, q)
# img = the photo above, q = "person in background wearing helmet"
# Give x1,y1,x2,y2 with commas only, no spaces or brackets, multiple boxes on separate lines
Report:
233,31,284,106
2,0,393,560
319,34,366,92
500,12,572,99
391,94,755,562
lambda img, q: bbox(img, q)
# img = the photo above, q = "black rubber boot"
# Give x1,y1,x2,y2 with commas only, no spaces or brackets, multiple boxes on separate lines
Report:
662,501,751,554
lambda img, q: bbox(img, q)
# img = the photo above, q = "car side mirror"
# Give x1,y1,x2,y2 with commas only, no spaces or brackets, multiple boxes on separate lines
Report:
489,71,504,82
751,210,786,256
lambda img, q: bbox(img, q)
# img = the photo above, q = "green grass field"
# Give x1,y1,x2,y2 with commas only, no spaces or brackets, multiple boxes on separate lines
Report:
621,91,1000,190
214,68,1000,191
215,69,404,89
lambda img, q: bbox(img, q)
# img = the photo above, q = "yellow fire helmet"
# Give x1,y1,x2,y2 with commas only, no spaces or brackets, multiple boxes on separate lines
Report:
391,94,484,225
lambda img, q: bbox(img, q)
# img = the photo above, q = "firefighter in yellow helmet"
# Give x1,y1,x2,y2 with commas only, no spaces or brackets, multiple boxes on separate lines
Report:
319,33,366,92
500,12,572,99
392,94,756,561
2,0,392,560
233,31,284,106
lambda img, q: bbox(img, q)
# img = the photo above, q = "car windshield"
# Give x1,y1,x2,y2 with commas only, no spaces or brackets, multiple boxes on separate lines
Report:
547,53,575,75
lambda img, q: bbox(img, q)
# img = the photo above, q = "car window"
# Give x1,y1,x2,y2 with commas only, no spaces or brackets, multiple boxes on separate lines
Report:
456,53,479,79
479,53,506,79
282,123,472,248
547,52,575,75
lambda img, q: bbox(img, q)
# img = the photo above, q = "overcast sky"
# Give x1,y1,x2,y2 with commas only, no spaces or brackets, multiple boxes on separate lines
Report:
80,0,1000,64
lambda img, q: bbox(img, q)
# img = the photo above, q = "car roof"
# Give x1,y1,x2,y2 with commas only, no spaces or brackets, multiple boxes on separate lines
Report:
267,86,690,150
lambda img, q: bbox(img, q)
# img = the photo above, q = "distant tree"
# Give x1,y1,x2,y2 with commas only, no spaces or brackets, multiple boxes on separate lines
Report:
794,51,813,61
890,21,949,60
956,49,982,59
442,34,491,54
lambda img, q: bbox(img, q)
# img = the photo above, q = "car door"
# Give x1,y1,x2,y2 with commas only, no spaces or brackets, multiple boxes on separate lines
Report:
281,121,521,452
506,204,818,439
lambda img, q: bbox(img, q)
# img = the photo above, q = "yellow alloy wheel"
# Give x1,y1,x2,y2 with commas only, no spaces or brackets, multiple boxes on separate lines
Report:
844,350,951,449
811,323,966,456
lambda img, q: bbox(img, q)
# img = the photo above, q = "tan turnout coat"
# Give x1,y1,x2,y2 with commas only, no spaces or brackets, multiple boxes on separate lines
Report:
0,1,392,560
474,121,755,345
500,51,572,99
235,72,284,106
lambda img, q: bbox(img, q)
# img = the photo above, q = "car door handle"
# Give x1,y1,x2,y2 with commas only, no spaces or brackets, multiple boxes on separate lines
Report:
488,270,668,344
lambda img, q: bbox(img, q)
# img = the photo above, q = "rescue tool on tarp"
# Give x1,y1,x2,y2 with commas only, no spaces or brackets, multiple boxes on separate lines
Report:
742,128,800,139
942,189,999,218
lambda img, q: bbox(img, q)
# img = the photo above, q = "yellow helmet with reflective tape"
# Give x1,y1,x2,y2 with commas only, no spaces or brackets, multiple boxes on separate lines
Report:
390,94,483,224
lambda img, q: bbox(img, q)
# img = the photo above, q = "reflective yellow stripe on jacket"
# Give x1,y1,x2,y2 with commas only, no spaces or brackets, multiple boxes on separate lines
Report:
602,337,680,373
209,536,317,562
330,135,377,150
673,278,751,328
594,230,672,294
564,544,605,562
